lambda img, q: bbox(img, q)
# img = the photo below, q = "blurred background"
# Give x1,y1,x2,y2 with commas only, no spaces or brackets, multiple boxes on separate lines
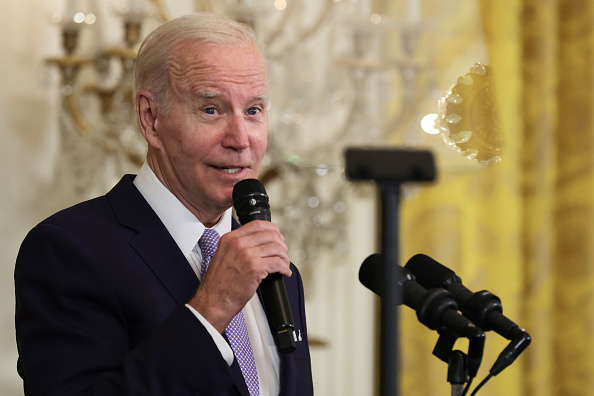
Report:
2,0,593,395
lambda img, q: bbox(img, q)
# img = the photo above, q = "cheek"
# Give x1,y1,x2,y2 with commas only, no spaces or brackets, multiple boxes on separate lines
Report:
256,134,268,154
160,135,206,176
252,124,268,153
162,132,190,163
166,123,210,158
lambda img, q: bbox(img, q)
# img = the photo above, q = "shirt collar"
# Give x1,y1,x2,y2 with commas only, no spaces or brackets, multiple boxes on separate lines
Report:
133,162,232,258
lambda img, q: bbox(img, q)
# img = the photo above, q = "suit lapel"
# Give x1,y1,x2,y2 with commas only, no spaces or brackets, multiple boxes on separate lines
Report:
109,176,253,395
107,184,298,395
107,175,198,305
130,221,198,304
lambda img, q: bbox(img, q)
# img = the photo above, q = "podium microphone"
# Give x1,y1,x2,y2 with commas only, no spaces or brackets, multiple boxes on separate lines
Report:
359,253,485,379
405,254,531,376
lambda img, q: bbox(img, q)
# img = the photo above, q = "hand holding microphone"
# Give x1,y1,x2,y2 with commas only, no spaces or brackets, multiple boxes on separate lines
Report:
233,178,297,354
188,179,295,355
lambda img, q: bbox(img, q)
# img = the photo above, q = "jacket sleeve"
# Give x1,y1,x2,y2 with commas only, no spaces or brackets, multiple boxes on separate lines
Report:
15,222,240,396
282,263,314,396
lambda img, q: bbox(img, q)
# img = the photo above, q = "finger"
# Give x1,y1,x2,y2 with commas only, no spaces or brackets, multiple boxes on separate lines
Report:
251,241,289,264
232,220,285,240
220,227,286,255
260,257,293,278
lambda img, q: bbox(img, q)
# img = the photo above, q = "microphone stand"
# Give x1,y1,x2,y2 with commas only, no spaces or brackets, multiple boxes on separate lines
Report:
378,180,402,396
446,350,467,396
345,148,436,396
432,326,485,396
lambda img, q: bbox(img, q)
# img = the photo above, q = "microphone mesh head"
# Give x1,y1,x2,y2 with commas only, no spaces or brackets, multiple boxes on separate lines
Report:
405,254,455,288
233,178,271,224
233,178,267,203
359,254,413,298
359,254,383,296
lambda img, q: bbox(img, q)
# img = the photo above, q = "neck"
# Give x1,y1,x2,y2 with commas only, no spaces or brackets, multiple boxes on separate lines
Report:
145,156,226,227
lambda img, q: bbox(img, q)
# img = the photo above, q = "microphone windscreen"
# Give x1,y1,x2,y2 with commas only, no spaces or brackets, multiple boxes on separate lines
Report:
233,178,266,203
359,254,413,298
233,178,271,224
358,254,383,297
405,254,455,288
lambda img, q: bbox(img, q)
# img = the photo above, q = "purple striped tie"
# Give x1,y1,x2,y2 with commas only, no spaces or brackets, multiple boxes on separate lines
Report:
198,228,260,396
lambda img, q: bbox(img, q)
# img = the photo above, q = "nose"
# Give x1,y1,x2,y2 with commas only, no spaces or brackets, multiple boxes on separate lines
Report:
222,113,250,151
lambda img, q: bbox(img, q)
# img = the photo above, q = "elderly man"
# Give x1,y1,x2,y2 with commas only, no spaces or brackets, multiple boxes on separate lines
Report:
15,13,313,396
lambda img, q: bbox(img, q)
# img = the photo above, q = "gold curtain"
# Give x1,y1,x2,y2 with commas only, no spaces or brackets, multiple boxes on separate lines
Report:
392,0,594,395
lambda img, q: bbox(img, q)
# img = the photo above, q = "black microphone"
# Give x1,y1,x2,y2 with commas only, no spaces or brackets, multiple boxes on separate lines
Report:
405,254,531,375
359,253,485,378
359,254,472,333
233,178,296,354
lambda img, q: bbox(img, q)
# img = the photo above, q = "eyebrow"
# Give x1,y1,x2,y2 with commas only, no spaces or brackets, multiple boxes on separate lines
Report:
194,90,269,103
252,94,270,103
194,90,219,100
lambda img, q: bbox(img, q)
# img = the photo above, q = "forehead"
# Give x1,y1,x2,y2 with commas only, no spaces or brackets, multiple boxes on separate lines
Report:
169,40,268,96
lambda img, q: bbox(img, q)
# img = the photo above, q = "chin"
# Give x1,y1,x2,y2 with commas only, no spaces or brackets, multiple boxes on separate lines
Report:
217,189,235,209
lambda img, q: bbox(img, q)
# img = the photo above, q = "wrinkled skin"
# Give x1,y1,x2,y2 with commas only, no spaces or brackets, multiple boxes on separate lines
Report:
136,41,291,332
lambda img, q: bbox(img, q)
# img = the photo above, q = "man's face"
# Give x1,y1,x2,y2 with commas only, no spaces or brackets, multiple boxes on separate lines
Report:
152,41,269,223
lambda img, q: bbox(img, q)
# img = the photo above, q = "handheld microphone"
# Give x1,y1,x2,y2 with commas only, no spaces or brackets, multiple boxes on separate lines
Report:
233,178,296,354
405,254,531,375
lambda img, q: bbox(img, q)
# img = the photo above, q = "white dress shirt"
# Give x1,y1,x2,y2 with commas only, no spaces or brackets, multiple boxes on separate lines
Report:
133,162,280,395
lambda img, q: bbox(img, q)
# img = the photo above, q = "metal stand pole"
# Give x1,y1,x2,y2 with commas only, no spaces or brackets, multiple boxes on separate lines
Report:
379,182,402,396
344,147,436,396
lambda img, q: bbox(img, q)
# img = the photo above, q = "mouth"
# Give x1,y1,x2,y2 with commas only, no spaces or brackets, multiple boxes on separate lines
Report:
215,166,244,174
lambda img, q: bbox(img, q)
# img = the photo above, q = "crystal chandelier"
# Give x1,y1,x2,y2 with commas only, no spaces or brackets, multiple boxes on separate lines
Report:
46,0,436,283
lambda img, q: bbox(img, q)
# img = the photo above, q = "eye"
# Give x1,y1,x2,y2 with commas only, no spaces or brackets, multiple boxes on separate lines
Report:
246,107,261,116
204,107,217,115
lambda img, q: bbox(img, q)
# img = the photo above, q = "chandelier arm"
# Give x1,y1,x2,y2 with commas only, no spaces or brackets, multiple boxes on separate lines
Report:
270,74,367,170
381,68,431,140
382,97,422,140
267,0,334,59
316,74,375,153
63,94,92,135
262,0,298,49
149,0,172,23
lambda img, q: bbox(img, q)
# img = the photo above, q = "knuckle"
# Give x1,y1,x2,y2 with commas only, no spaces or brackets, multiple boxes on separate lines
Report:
227,234,246,250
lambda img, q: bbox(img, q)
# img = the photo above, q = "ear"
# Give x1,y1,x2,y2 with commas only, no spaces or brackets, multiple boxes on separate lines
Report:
136,90,163,150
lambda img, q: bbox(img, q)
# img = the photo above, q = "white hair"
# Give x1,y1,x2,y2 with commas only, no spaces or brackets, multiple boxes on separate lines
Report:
134,13,263,113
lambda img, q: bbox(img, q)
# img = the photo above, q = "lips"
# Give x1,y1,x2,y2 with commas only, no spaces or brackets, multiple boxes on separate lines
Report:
211,165,245,174
221,167,242,174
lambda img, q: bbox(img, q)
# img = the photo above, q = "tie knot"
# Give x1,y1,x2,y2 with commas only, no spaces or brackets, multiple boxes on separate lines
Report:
198,228,220,259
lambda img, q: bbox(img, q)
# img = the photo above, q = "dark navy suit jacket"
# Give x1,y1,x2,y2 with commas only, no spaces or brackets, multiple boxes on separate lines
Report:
15,175,314,396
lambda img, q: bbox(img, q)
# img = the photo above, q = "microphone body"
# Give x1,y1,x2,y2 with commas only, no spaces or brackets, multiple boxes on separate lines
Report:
233,178,297,354
359,254,477,336
405,254,531,375
359,254,485,377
